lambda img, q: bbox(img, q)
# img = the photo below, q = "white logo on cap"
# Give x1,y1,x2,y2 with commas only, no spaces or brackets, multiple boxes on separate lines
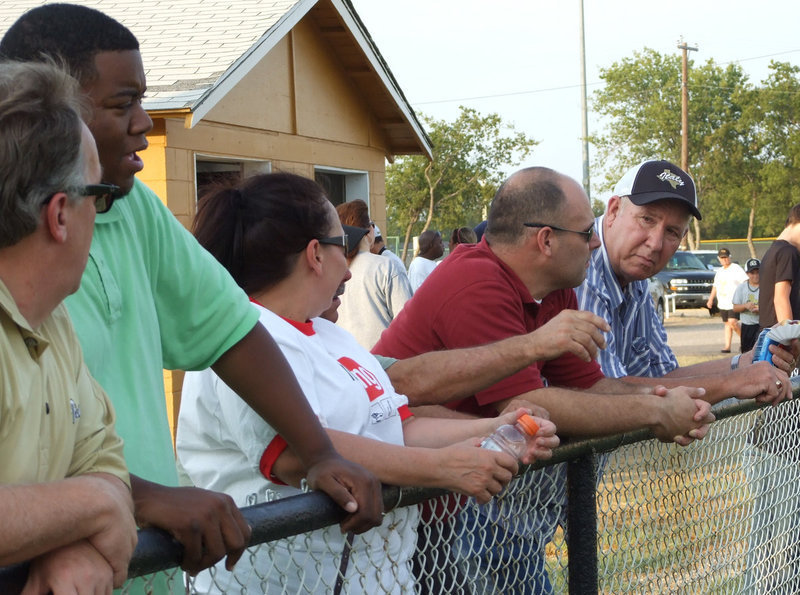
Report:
656,169,684,190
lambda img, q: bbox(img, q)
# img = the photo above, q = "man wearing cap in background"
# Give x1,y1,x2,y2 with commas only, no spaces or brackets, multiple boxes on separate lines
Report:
732,258,761,353
707,248,747,353
370,222,406,270
576,159,790,405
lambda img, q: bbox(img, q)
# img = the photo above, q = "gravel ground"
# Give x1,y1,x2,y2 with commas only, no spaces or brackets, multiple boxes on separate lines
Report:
664,307,738,363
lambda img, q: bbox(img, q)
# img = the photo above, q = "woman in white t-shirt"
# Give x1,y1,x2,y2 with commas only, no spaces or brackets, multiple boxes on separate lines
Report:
177,172,557,594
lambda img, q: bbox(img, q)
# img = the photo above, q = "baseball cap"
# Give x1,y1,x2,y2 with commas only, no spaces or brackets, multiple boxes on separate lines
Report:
745,258,761,272
613,159,701,220
372,222,383,240
717,248,731,257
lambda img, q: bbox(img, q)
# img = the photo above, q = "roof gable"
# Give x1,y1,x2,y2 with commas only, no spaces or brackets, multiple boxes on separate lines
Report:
0,0,431,157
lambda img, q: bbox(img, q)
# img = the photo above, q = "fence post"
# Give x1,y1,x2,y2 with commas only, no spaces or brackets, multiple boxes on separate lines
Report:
567,453,598,594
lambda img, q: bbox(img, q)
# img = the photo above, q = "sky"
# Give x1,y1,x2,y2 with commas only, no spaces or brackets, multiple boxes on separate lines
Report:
350,0,800,201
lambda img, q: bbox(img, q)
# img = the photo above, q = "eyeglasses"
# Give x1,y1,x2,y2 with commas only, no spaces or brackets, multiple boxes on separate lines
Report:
524,222,596,243
41,183,124,214
83,184,124,214
318,235,349,254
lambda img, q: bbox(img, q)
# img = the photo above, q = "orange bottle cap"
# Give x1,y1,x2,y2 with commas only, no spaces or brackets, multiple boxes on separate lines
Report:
516,414,540,436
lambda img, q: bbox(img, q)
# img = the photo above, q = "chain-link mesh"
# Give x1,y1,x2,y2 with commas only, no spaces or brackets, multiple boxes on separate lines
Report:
4,399,796,594
597,400,800,594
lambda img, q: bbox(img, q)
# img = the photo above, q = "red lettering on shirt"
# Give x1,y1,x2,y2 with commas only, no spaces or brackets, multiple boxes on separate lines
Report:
337,357,385,401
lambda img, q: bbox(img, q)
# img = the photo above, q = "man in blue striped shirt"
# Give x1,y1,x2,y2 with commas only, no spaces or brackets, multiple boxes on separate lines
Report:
576,160,790,404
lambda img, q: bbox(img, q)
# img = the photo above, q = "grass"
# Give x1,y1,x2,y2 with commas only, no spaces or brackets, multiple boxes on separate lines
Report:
542,407,761,593
676,354,719,367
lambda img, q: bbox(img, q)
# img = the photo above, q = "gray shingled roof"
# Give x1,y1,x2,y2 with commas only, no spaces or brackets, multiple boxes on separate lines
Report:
0,0,431,156
0,0,303,110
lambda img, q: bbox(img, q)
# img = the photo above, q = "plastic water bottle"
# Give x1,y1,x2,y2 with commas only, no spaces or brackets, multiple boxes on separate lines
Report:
480,414,540,460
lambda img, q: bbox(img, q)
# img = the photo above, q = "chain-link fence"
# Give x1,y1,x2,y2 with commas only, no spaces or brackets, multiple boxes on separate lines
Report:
5,394,800,594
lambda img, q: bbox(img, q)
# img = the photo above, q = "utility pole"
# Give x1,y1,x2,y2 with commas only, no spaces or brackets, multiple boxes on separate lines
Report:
579,0,590,199
678,38,698,247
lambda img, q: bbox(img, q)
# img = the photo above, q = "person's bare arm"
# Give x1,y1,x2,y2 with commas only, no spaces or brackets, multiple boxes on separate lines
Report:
494,383,713,444
706,286,717,309
211,323,382,533
23,540,115,592
615,362,791,406
409,404,481,419
774,280,793,322
273,429,515,505
385,310,609,405
130,475,251,575
0,473,136,583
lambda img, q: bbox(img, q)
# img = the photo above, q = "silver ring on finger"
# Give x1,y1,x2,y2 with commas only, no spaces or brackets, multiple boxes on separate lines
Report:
776,380,783,390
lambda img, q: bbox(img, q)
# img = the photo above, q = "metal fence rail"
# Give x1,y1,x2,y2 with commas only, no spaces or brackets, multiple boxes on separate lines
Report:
4,392,800,594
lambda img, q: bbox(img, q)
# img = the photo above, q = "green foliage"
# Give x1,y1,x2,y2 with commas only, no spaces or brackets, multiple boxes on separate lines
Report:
385,106,538,259
592,198,607,218
591,49,800,242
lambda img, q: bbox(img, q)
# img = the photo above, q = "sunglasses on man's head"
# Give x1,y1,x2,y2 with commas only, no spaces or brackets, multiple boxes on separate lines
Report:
42,183,125,214
83,183,124,214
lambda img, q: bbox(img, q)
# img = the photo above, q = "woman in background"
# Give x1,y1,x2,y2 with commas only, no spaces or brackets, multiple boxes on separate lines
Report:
449,226,478,253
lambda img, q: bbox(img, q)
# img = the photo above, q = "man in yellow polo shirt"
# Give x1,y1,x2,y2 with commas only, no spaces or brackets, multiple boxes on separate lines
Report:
0,61,137,592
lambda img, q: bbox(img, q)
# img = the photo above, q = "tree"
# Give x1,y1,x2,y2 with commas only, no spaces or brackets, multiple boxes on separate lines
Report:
590,49,800,249
591,198,606,218
386,106,538,260
757,62,800,235
590,49,683,188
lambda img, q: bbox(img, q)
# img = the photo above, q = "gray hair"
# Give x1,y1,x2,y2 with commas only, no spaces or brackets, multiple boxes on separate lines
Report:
0,60,87,248
486,167,565,245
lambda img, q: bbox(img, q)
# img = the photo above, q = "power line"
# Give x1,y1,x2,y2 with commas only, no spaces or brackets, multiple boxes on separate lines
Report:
412,48,800,107
413,82,603,106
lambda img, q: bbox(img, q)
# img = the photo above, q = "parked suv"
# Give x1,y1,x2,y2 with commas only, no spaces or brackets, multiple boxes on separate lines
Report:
653,251,716,312
689,250,721,271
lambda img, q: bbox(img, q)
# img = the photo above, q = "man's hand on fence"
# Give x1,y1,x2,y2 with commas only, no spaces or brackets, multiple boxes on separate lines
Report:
22,539,116,593
650,386,715,445
132,478,251,575
305,455,383,534
729,361,792,405
83,473,138,585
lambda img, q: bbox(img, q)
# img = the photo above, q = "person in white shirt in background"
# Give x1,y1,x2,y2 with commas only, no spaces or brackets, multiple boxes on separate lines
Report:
707,247,748,353
407,230,444,291
334,200,413,349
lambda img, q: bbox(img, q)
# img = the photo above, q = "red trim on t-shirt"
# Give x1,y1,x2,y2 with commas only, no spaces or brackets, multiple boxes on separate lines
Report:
398,404,413,421
248,297,316,336
280,317,315,336
259,435,289,485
